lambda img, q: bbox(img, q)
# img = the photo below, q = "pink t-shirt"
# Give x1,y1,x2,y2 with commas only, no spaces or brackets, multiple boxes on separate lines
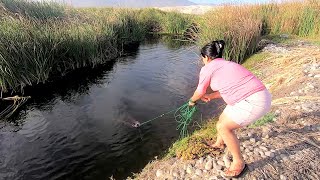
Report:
196,58,266,105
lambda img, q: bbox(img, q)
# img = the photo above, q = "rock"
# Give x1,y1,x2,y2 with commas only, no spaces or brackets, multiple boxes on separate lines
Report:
247,132,253,137
250,138,256,143
245,148,250,153
198,157,204,164
290,91,296,96
294,105,301,110
280,175,287,180
172,171,179,177
180,170,186,178
308,74,314,77
314,74,320,78
195,169,202,176
243,155,248,160
213,163,223,170
261,154,267,158
256,141,262,146
209,176,218,180
217,160,225,166
205,160,213,170
275,110,281,116
308,84,315,89
156,169,163,177
248,146,254,151
265,151,275,158
186,165,193,174
259,146,268,151
259,151,264,156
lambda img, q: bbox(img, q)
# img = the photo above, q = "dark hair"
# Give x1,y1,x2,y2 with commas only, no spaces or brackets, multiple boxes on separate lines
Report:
200,40,225,59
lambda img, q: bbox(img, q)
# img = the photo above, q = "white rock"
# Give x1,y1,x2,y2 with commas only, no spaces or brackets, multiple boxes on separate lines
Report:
195,169,202,176
209,176,218,180
198,157,204,164
205,160,213,170
156,169,163,177
308,74,314,77
275,110,281,116
250,138,256,143
217,160,225,166
280,175,287,180
186,165,193,174
314,74,320,78
266,151,275,158
290,92,296,96
260,146,268,151
172,171,179,177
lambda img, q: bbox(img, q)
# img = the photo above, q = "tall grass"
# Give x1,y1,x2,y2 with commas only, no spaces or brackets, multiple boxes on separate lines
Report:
0,0,192,92
198,1,320,63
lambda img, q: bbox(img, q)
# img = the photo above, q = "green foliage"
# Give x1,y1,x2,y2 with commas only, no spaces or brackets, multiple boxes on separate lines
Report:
0,0,192,92
249,113,276,128
165,120,218,160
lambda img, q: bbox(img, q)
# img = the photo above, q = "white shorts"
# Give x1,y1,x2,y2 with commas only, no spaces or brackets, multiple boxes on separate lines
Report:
223,89,272,127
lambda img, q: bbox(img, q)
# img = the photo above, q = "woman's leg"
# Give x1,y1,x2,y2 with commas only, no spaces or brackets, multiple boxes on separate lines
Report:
217,112,244,174
212,121,225,148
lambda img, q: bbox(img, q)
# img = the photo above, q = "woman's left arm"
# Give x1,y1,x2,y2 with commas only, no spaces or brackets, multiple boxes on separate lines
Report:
189,91,204,106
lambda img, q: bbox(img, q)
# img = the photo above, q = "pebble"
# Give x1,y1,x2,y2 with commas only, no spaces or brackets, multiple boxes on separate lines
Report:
186,165,193,174
265,151,275,158
243,154,248,160
259,146,268,151
217,160,225,166
280,175,287,180
314,74,320,78
180,170,186,178
308,74,314,77
172,171,179,177
275,110,281,116
250,138,256,143
209,176,218,180
198,157,204,164
213,163,223,170
205,160,213,170
290,91,296,96
195,169,202,176
247,132,253,137
294,105,302,110
156,169,163,177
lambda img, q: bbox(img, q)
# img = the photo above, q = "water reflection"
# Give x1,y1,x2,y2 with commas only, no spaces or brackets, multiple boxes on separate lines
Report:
0,36,222,180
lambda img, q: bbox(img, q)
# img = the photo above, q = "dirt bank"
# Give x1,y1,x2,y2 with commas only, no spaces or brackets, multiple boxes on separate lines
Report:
129,38,320,180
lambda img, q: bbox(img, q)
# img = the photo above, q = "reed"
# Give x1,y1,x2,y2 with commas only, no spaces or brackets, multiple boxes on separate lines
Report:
198,1,320,63
0,0,192,92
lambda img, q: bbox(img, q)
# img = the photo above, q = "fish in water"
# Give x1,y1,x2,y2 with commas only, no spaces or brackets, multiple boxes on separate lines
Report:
119,115,141,128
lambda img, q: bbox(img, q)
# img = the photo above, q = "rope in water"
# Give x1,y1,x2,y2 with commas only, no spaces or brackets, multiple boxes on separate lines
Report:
139,101,201,138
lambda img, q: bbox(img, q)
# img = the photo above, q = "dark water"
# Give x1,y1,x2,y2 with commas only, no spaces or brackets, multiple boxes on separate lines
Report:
0,37,222,180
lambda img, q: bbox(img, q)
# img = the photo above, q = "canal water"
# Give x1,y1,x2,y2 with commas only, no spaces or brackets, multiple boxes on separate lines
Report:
0,37,222,180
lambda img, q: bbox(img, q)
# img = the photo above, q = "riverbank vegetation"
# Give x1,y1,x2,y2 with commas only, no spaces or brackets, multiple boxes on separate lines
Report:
1,0,319,92
0,0,193,92
198,1,320,63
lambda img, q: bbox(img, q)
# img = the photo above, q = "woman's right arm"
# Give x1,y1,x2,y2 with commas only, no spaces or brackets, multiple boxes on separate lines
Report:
201,91,221,102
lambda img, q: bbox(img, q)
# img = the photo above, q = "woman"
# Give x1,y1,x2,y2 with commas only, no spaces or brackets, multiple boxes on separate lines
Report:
189,40,271,178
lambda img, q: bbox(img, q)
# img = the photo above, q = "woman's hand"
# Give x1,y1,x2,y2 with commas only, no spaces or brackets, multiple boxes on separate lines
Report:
201,94,211,102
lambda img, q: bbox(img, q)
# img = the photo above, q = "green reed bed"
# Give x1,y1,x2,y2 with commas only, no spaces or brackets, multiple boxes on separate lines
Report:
0,0,192,92
198,1,320,63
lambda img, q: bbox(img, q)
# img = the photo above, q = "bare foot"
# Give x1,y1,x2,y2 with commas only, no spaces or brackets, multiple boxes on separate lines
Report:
210,142,225,149
224,160,246,177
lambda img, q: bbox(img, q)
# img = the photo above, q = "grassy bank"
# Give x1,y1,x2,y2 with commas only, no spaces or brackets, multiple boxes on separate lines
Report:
0,0,193,92
198,1,320,63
